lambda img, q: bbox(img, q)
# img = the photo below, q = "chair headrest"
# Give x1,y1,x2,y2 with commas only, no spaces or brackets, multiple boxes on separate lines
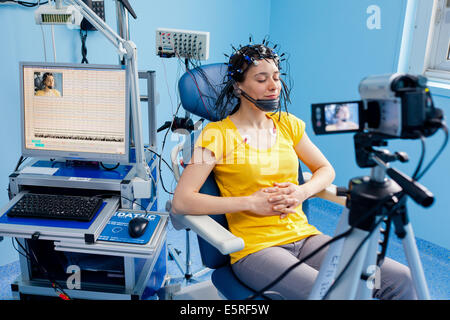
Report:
178,63,237,122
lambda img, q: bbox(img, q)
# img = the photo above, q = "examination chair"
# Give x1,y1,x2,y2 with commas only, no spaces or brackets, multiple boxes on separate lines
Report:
169,63,345,299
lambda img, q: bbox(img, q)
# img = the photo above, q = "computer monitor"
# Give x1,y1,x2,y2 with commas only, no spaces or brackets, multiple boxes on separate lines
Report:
20,62,130,164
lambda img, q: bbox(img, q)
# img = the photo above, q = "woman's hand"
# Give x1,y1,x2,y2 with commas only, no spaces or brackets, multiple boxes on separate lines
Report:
262,182,310,218
247,188,298,217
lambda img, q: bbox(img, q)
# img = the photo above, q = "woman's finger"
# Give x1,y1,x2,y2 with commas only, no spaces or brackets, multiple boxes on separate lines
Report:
263,187,280,193
274,182,291,188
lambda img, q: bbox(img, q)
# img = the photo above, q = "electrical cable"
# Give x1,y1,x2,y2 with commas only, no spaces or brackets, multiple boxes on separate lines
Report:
158,125,175,196
145,147,173,173
14,156,27,171
168,37,212,119
80,29,89,64
160,57,176,116
95,193,149,215
51,24,56,62
412,132,425,180
12,236,71,300
100,162,120,171
9,192,156,301
11,237,33,261
415,123,448,181
37,0,49,62
40,24,48,62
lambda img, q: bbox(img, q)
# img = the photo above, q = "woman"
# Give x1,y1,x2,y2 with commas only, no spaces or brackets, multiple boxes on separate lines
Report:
172,43,416,300
35,73,61,97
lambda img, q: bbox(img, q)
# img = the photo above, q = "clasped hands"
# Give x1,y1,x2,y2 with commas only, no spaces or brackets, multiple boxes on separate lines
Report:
249,182,309,219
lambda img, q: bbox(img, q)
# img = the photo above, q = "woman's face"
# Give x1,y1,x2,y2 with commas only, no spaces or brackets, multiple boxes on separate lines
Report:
336,106,350,121
237,59,281,101
44,75,55,89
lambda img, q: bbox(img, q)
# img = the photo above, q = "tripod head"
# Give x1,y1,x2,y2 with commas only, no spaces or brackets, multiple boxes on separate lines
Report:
351,132,434,208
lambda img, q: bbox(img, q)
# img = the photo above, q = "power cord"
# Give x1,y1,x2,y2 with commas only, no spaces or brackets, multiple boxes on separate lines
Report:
94,193,149,216
80,29,89,64
415,123,448,181
11,235,71,300
99,162,120,171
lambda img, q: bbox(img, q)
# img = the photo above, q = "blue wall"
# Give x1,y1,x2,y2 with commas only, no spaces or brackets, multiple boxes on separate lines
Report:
269,0,450,249
0,0,449,253
0,1,270,201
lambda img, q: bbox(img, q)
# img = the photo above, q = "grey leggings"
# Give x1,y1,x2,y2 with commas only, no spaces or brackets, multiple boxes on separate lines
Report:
231,234,417,300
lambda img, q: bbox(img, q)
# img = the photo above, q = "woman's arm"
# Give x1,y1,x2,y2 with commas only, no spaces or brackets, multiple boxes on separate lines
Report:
263,132,335,216
171,147,295,216
294,132,335,198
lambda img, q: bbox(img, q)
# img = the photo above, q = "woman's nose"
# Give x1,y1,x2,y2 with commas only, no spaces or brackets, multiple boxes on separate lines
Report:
267,78,278,91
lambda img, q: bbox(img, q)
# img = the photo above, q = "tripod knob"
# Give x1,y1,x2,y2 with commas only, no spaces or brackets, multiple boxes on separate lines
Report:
395,151,409,163
336,186,348,197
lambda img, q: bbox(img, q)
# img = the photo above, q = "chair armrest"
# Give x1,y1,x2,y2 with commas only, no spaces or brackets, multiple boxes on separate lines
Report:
170,142,184,182
170,212,245,255
302,172,347,206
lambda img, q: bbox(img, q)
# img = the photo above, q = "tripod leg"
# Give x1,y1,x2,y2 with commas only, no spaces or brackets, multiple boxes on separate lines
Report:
355,228,380,299
326,228,372,299
185,230,193,279
402,223,430,299
309,208,373,300
309,208,348,300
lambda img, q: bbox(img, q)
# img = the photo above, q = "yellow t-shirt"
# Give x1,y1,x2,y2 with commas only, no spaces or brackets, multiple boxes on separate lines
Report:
195,111,321,264
35,89,61,97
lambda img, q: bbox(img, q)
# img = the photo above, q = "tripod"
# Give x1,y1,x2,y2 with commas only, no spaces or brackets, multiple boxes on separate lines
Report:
309,150,432,300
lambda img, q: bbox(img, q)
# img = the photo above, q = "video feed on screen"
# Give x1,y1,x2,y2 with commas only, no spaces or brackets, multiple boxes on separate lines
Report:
324,102,360,132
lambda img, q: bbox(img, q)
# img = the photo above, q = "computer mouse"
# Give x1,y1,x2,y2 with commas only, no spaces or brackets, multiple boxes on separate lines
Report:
128,216,149,238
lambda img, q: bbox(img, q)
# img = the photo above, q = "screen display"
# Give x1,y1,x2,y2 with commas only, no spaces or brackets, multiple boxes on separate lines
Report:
323,102,360,132
21,63,129,163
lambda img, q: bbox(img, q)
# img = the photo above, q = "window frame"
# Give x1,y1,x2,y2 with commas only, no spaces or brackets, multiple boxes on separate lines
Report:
423,0,450,82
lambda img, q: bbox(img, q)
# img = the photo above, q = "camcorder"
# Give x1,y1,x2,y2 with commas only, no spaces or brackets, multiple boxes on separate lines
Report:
308,75,447,300
312,73,444,168
312,73,443,139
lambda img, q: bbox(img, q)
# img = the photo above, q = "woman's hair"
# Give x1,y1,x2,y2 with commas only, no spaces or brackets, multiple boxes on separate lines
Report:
215,42,292,120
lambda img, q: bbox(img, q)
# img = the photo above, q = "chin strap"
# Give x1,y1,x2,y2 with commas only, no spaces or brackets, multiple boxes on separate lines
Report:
240,90,280,112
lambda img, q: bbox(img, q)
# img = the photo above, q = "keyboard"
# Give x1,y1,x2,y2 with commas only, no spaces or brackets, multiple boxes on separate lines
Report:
7,193,103,222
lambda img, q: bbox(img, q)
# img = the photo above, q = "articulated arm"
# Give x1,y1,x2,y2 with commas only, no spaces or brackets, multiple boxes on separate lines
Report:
69,0,150,182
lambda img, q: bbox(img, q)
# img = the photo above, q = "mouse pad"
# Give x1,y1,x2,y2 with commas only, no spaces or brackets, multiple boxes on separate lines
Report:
98,210,161,245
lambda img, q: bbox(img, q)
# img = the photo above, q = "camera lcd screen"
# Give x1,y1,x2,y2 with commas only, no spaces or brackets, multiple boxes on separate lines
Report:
312,100,363,135
325,102,360,132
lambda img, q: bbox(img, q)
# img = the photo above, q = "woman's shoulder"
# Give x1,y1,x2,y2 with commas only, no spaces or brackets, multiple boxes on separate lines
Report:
197,119,230,141
202,117,231,132
269,111,304,127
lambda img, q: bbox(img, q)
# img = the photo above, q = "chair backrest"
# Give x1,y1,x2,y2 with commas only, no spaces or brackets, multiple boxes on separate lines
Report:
178,63,310,269
178,63,236,122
